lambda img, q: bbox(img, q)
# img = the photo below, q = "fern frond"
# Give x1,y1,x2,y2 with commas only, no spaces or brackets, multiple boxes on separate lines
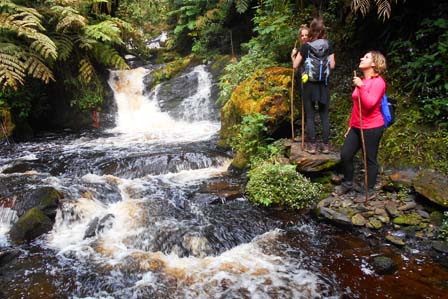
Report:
0,51,25,90
78,58,95,83
351,0,371,16
29,32,58,60
91,43,128,70
83,20,123,44
51,5,87,32
52,33,74,61
24,54,55,84
375,0,392,21
235,0,250,13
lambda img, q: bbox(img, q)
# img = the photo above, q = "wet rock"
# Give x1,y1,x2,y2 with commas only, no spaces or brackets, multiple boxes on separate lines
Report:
0,249,20,266
9,207,53,243
317,197,334,208
385,235,405,246
384,201,400,217
192,193,222,205
366,218,383,230
14,187,62,219
412,170,448,208
83,214,115,239
393,213,421,226
84,217,99,239
377,216,390,223
374,208,388,217
432,241,448,253
351,214,367,226
288,142,340,172
416,209,430,219
398,202,417,211
388,169,418,188
317,207,351,226
371,256,397,275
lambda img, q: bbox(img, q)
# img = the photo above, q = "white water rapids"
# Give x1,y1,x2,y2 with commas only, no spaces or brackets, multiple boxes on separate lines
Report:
0,65,334,298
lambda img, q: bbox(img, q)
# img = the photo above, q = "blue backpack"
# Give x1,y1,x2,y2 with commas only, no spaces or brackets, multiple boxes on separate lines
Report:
381,94,396,128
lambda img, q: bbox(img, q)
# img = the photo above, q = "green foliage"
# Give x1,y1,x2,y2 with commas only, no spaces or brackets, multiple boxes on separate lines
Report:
66,77,104,110
439,211,448,241
247,0,296,61
218,45,276,104
378,99,448,175
246,161,322,209
388,18,448,127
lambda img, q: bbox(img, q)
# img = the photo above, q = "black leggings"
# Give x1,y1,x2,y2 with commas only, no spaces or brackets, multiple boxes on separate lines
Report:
304,99,330,143
340,126,384,189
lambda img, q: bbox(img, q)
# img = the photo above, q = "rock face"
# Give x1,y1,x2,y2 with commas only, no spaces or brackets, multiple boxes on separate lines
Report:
412,170,448,208
286,140,340,172
371,256,397,275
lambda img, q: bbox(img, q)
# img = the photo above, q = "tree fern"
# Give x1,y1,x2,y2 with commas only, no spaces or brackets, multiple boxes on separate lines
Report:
351,0,399,20
52,33,74,61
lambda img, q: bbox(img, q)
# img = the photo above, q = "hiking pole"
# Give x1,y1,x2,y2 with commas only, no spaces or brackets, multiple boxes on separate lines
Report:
0,118,10,145
355,71,369,202
290,40,298,142
301,79,305,150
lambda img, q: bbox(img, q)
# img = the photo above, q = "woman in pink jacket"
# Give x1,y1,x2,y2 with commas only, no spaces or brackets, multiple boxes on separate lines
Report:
335,51,387,201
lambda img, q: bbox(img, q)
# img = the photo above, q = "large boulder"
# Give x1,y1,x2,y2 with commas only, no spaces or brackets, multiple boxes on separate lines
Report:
412,170,448,208
14,187,62,220
9,208,54,243
218,67,293,168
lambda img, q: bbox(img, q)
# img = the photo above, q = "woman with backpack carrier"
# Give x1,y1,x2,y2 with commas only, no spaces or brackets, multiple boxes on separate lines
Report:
291,18,335,154
334,51,387,202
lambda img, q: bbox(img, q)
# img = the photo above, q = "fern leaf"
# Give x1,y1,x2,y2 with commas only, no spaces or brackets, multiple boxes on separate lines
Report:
0,52,25,90
351,0,371,16
52,33,74,61
29,32,58,60
51,5,87,32
375,0,392,21
235,0,250,13
91,43,128,70
24,54,55,84
79,58,95,83
83,20,123,44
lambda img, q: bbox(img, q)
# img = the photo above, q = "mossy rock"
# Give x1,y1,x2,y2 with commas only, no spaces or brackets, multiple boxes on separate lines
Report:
412,170,448,208
393,213,422,226
9,208,54,243
231,150,249,170
150,54,201,89
218,67,292,147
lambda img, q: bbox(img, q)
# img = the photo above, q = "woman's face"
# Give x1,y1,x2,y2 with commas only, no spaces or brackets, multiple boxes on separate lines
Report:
300,29,309,44
359,52,375,70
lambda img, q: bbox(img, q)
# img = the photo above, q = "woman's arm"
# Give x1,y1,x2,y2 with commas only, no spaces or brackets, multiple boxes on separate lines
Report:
329,53,335,69
293,52,303,69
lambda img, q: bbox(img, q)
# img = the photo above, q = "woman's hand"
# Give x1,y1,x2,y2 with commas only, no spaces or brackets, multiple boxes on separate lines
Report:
291,48,298,58
353,76,363,87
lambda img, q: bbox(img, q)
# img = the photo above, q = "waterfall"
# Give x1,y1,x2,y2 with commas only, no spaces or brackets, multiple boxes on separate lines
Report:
107,66,219,142
0,198,17,246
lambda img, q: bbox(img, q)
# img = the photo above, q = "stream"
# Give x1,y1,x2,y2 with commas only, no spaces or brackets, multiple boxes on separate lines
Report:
0,65,447,299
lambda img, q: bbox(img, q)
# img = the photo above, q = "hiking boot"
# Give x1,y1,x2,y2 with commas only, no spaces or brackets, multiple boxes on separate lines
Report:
321,143,330,154
333,181,353,196
306,143,317,155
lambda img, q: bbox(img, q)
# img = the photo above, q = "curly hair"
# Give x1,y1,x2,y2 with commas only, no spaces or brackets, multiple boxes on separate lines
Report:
369,51,387,75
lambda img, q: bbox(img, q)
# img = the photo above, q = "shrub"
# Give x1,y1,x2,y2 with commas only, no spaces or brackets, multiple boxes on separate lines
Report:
439,211,448,241
246,162,322,209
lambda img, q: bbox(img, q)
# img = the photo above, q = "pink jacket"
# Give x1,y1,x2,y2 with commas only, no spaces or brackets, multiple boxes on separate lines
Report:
349,76,386,129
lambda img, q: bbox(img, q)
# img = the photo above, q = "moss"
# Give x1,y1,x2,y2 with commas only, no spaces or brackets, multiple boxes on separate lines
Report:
9,208,53,243
393,213,422,226
219,67,292,147
150,54,201,88
231,150,249,170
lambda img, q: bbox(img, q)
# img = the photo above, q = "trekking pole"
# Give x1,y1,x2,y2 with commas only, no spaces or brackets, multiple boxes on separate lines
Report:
0,118,10,145
355,71,369,202
301,79,305,150
290,40,298,142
